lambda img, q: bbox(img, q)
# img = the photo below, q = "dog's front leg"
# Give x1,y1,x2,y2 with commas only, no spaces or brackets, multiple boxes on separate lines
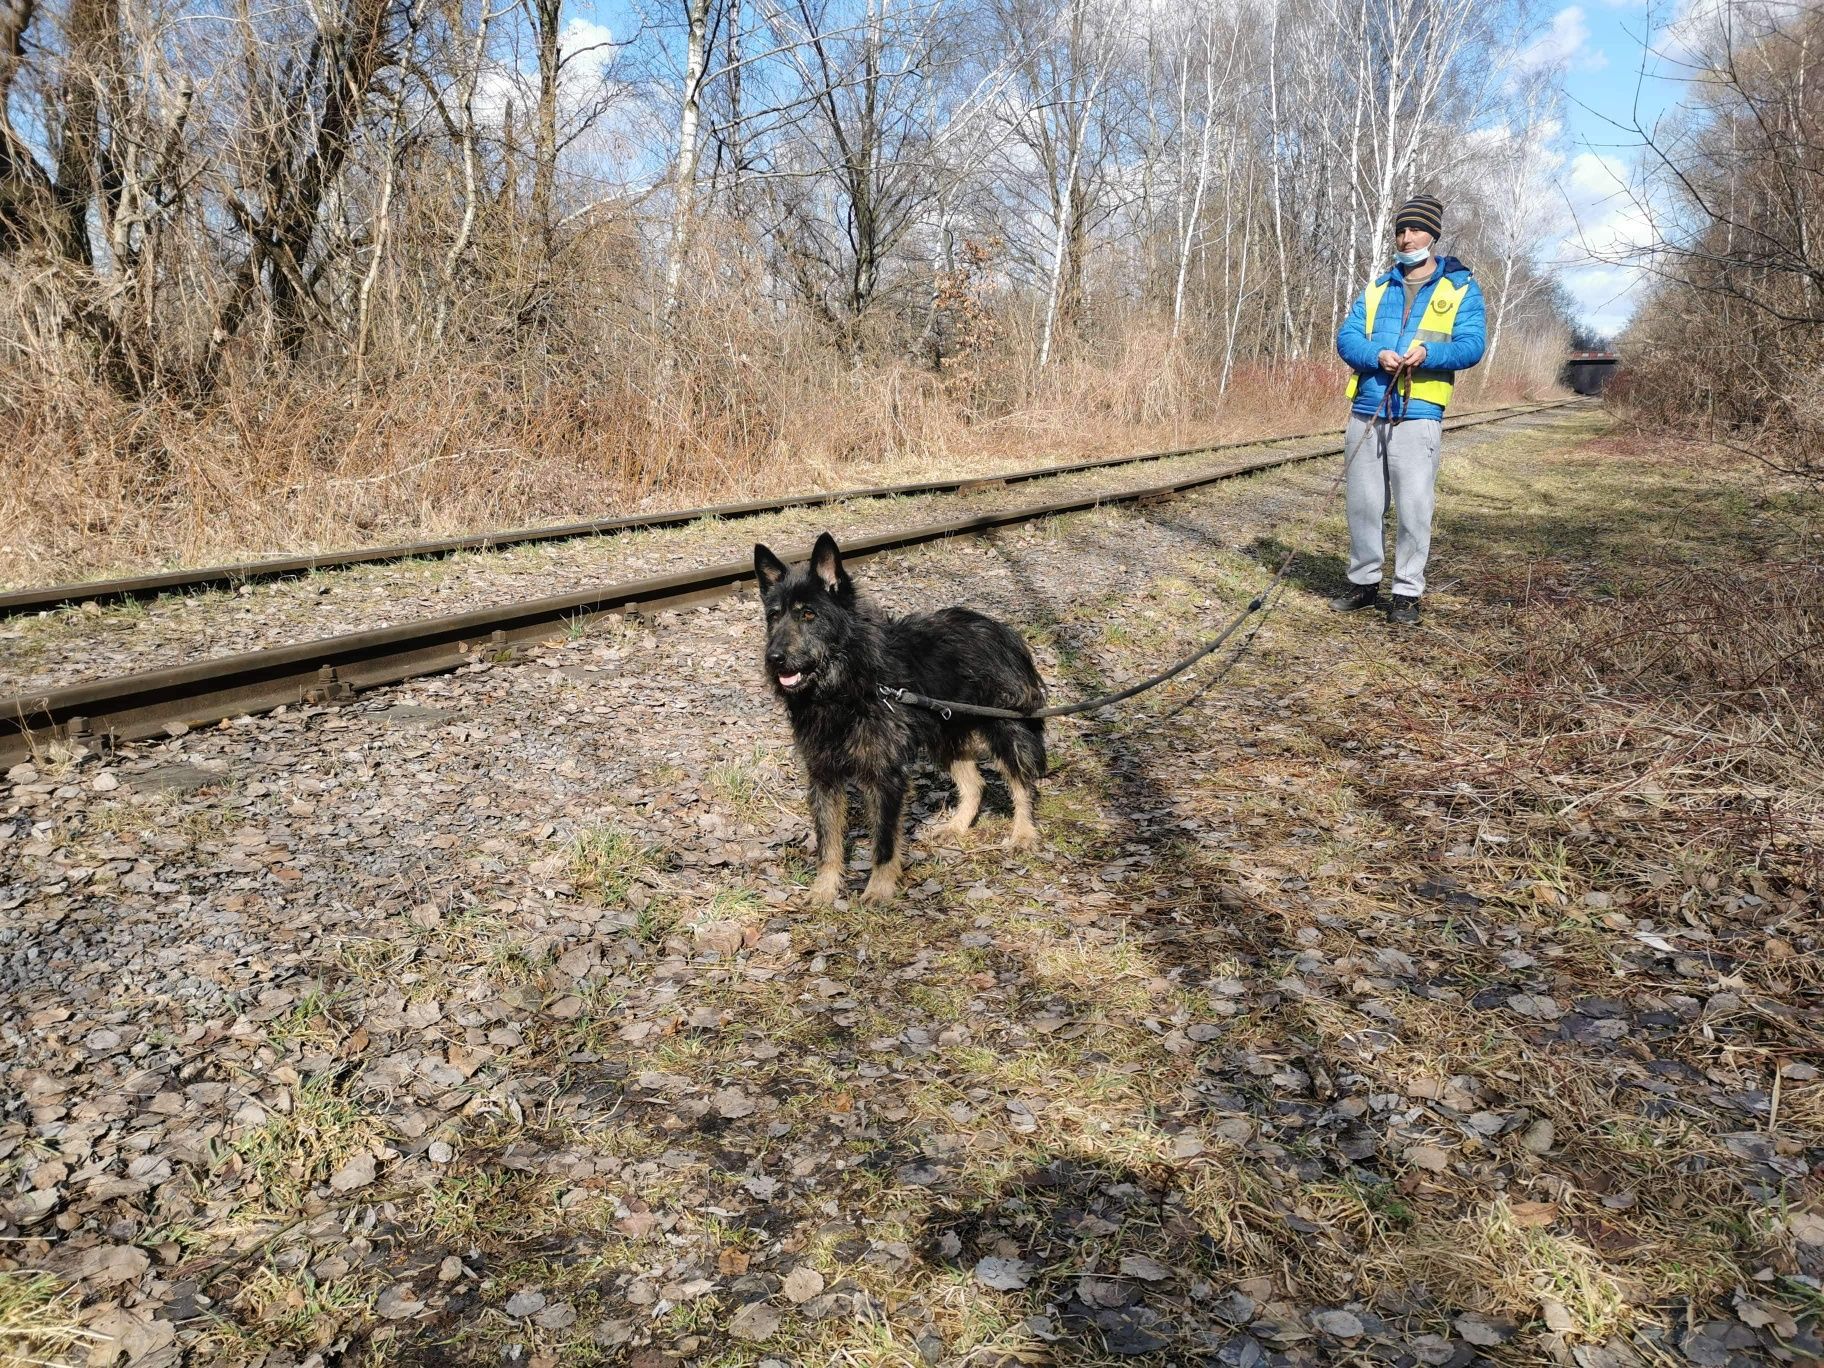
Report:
861,774,907,904
808,783,847,905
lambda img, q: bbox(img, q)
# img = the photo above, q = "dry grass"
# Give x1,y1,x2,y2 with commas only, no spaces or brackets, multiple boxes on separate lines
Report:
1412,421,1824,889
0,1270,94,1368
0,318,1554,590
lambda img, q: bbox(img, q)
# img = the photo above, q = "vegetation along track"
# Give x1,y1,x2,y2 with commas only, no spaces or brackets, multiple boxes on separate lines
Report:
0,401,1572,765
0,405,1552,618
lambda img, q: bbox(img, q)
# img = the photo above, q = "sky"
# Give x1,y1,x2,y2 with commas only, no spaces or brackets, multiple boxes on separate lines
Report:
1542,0,1697,340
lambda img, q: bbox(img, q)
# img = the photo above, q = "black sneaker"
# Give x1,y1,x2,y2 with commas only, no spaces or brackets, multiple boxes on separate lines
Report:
1387,594,1421,625
1328,582,1379,612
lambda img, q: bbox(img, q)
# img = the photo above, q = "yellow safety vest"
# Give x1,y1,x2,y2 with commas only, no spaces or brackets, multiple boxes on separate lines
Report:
1344,275,1470,408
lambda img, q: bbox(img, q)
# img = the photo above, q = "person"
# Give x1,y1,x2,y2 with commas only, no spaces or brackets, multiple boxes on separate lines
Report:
1331,194,1487,626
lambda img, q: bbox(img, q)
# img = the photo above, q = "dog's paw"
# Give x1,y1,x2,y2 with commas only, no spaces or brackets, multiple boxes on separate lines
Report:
808,870,842,905
860,871,898,904
922,812,970,844
1003,823,1040,853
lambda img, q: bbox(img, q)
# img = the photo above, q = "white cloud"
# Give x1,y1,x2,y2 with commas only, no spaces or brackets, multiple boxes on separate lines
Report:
475,17,623,132
560,18,620,84
1518,6,1610,72
1551,150,1659,337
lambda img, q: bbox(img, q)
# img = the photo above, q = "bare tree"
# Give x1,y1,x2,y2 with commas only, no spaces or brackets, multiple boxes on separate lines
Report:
660,0,716,326
1590,0,1824,478
0,0,1569,493
1474,79,1562,382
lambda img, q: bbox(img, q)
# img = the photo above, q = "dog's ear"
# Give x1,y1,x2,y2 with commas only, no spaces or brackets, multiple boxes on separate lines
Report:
809,532,851,596
754,543,789,595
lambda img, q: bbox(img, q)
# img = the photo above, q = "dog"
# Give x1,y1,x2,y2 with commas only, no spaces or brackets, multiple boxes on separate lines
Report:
753,532,1047,904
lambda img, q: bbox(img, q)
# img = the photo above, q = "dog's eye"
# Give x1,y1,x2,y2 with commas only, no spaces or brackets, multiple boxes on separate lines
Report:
798,607,816,622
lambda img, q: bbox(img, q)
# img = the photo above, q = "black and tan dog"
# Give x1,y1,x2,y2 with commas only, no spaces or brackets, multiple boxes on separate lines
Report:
754,532,1047,904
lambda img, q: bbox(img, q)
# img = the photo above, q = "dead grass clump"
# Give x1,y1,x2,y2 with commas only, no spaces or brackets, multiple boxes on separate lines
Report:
1374,1201,1635,1343
227,1075,382,1218
1480,556,1824,884
1517,561,1824,728
0,1269,94,1366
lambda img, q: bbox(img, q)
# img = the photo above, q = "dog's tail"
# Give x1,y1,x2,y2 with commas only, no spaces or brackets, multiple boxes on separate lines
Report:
1010,639,1048,778
1024,718,1048,778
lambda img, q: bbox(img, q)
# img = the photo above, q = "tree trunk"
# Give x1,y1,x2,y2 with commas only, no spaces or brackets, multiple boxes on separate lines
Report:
1266,2,1297,357
661,0,712,328
533,0,561,262
1171,17,1219,343
435,0,493,343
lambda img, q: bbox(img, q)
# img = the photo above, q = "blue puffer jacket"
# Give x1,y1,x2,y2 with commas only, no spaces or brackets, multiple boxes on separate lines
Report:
1336,256,1487,422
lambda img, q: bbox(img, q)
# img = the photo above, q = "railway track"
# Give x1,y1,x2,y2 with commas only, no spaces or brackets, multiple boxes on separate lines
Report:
1,404,1549,619
0,400,1575,765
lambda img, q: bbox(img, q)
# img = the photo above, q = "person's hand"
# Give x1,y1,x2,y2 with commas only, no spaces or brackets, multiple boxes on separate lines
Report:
1378,349,1404,371
1402,343,1428,367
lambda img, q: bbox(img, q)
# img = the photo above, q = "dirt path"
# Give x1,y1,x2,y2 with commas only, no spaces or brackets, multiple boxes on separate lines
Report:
3,408,1819,1367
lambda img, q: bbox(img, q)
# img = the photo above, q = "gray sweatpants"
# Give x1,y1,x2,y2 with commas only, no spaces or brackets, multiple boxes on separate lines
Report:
1343,413,1443,598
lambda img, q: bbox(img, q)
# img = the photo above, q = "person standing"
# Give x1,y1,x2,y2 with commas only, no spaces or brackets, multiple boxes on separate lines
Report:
1332,194,1487,626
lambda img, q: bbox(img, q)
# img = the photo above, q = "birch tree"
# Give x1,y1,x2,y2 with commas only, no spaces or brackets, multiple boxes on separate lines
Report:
661,0,715,325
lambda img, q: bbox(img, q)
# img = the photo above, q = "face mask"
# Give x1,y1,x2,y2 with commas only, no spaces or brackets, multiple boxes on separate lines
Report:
1394,246,1432,266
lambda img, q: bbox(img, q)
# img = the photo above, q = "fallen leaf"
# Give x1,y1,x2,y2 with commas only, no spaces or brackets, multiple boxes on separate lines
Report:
1098,1305,1174,1355
1118,1255,1171,1282
974,1256,1031,1291
1454,1313,1511,1346
4,1190,57,1225
1508,1200,1559,1228
783,1267,824,1303
693,920,745,955
714,1087,756,1119
83,1306,174,1365
534,1302,577,1330
376,1284,425,1320
729,1301,781,1341
1507,994,1562,1021
328,1151,376,1193
79,1245,149,1288
1310,1309,1364,1339
1788,1211,1824,1246
1404,1144,1450,1172
1077,1276,1132,1309
616,1210,657,1237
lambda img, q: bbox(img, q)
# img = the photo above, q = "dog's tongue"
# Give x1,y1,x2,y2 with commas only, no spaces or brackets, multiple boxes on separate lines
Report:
778,671,803,688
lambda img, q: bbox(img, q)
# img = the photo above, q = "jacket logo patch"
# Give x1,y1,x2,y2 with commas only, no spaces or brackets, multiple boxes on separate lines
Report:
1430,297,1451,313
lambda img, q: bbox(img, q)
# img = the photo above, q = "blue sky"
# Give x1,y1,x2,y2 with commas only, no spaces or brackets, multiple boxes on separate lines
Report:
1545,0,1698,338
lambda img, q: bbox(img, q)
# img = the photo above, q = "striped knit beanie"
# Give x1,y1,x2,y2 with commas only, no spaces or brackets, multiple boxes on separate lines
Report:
1395,194,1444,238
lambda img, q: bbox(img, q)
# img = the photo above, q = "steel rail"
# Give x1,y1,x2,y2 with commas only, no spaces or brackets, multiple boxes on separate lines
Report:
0,401,1574,765
0,402,1552,618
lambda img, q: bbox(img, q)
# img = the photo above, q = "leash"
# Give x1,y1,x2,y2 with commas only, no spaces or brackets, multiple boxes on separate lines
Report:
1377,356,1416,424
879,575,1289,721
883,360,1419,725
